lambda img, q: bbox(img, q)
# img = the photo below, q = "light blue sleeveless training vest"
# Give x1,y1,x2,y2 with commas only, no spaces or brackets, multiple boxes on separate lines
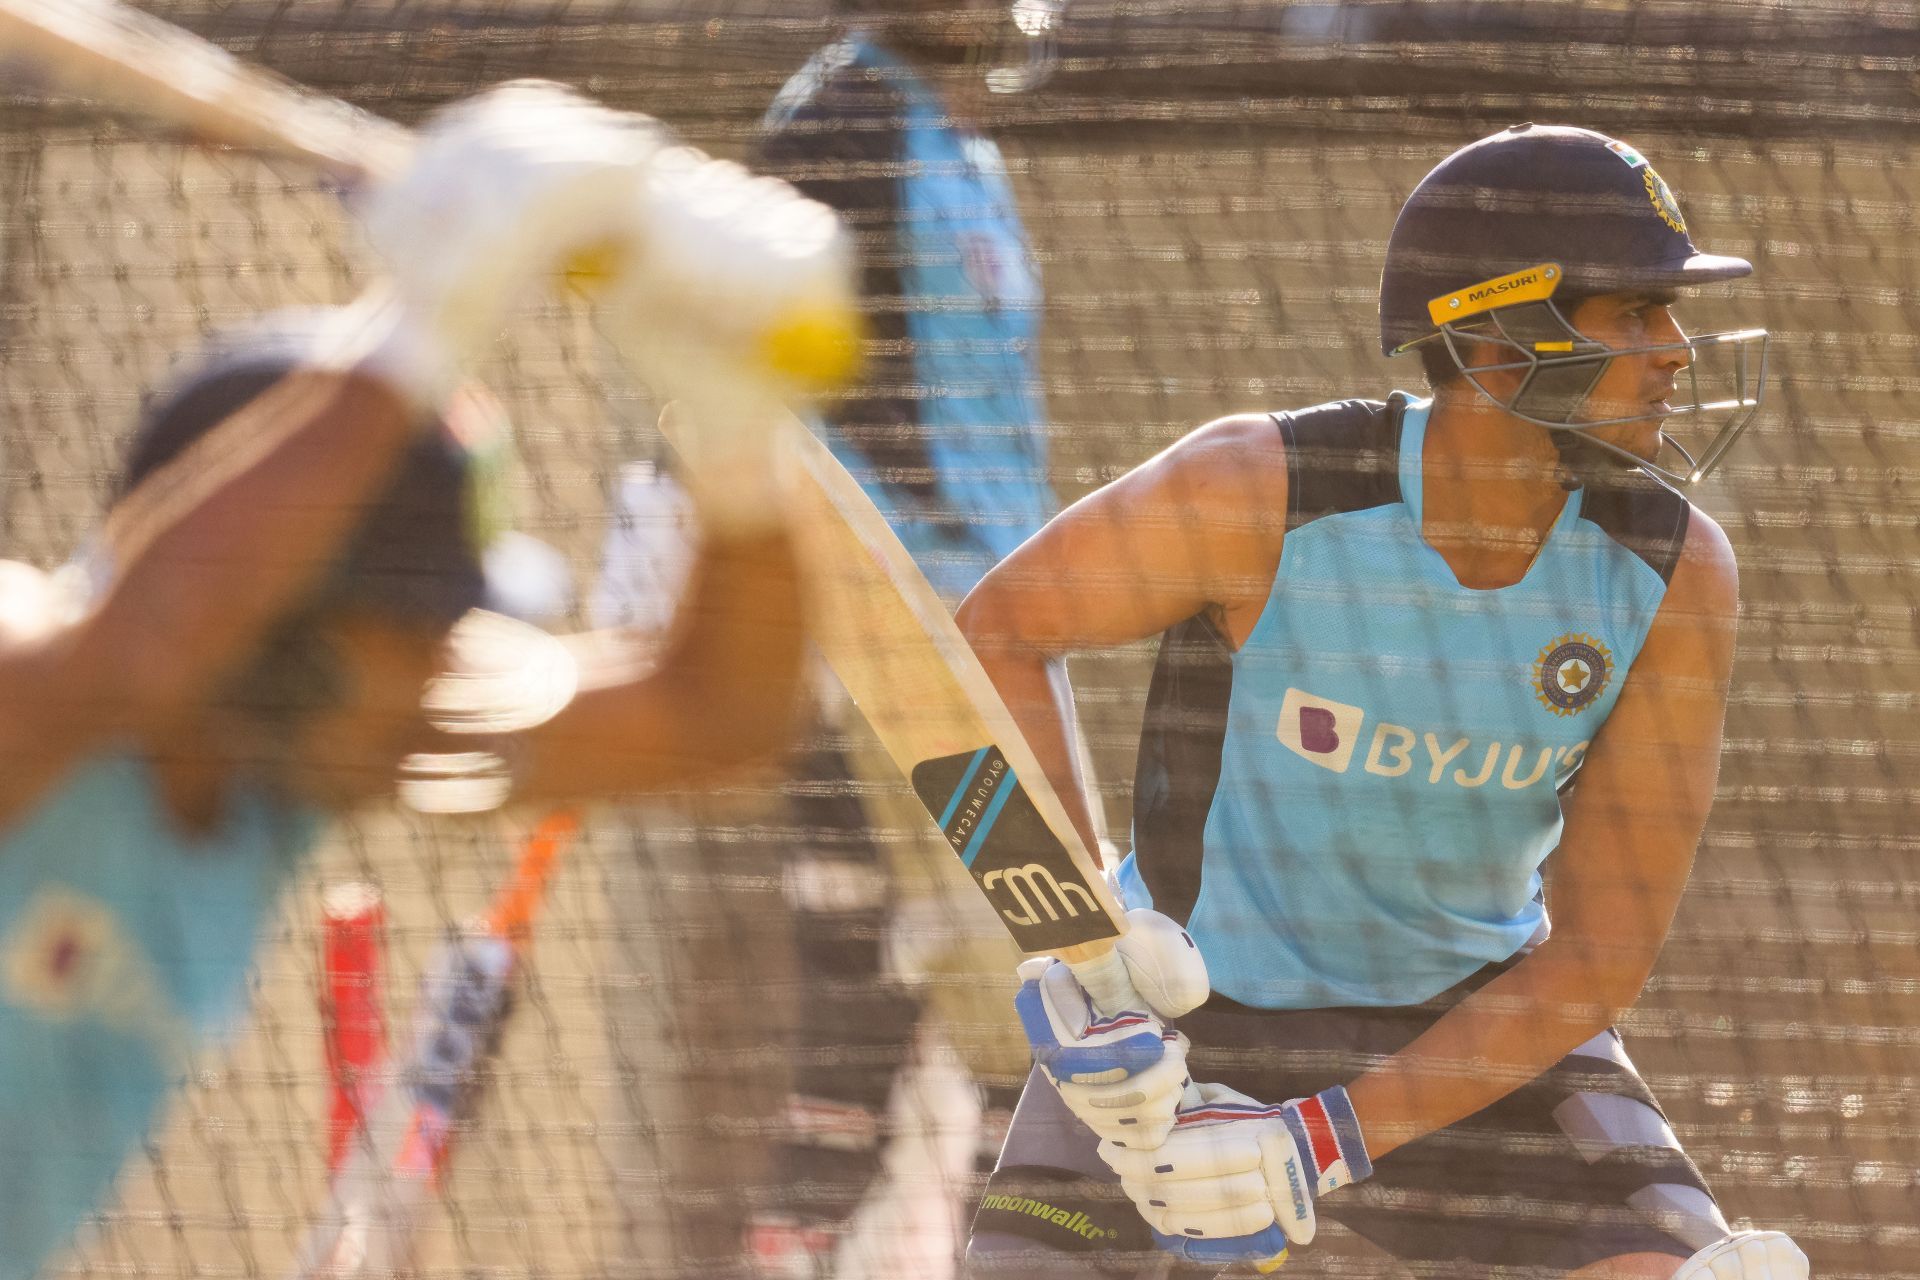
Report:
0,753,318,1279
1121,395,1692,1009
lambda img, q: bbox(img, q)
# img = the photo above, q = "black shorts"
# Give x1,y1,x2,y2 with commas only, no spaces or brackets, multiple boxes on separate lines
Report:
969,965,1729,1277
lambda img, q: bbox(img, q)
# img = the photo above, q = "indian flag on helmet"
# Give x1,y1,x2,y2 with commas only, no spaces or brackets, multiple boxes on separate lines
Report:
1605,139,1649,168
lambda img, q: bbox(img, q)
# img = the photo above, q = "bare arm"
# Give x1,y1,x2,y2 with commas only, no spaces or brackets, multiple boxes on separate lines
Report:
1346,512,1740,1156
957,414,1288,862
0,368,418,830
502,525,806,804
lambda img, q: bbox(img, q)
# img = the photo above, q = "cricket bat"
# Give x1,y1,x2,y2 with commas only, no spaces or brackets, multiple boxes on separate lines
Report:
3,0,864,410
292,810,581,1279
657,408,1269,1250
0,0,406,185
657,406,1130,966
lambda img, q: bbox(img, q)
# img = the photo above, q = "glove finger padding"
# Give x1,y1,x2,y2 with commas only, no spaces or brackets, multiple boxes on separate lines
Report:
1121,1165,1270,1216
1128,1179,1281,1240
1100,1091,1269,1181
1017,958,1169,1084
1100,1084,1318,1251
1054,1031,1192,1148
1672,1230,1809,1280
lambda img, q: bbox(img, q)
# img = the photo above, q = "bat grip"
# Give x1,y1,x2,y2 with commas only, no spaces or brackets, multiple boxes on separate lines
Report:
1064,946,1134,1017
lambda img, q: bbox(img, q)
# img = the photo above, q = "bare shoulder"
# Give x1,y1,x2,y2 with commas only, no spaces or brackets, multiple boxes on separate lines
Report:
1628,503,1738,694
1161,411,1287,470
1666,504,1739,620
1136,411,1288,513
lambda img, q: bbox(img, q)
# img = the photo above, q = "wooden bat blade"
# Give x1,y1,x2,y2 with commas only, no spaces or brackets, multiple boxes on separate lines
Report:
0,0,404,183
657,403,1125,959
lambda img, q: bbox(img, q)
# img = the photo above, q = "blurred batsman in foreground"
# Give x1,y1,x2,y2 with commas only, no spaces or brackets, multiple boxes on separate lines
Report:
960,126,1806,1278
0,82,857,1280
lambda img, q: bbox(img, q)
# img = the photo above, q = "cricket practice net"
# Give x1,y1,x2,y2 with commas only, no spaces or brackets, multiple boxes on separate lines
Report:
1,2,1915,1276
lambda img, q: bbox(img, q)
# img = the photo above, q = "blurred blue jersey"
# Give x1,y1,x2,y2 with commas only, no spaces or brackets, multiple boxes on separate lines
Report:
0,753,318,1279
760,35,1055,601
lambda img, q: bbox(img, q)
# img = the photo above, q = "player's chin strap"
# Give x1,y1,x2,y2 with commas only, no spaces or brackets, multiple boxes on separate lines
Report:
1671,1229,1809,1280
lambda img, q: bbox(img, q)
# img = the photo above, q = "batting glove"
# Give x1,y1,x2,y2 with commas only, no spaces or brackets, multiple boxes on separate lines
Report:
356,80,663,400
596,148,860,533
1099,1082,1373,1271
1672,1230,1809,1280
1015,908,1209,1149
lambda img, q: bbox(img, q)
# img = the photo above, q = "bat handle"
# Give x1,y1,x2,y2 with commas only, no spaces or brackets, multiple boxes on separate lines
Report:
1063,945,1133,1015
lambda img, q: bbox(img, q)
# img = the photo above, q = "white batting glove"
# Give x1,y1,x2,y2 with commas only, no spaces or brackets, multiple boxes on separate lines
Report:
1100,1083,1373,1271
355,80,663,402
1672,1230,1809,1280
1015,909,1210,1150
594,149,861,532
603,145,860,403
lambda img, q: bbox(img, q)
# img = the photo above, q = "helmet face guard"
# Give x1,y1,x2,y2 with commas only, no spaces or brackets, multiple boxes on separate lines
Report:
1419,262,1769,488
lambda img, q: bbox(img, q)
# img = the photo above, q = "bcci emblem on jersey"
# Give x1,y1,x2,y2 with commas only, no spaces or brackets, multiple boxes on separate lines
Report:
1534,633,1613,717
1,886,192,1069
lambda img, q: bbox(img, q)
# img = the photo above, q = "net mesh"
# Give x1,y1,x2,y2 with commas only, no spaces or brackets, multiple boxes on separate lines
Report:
2,2,1916,1276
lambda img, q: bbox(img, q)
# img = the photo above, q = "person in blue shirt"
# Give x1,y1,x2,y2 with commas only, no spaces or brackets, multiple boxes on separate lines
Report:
0,83,816,1280
956,127,1808,1280
760,1,1055,600
728,4,1063,1276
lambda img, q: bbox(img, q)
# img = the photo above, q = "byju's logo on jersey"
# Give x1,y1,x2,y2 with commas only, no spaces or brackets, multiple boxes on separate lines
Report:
1276,688,1366,772
1534,633,1613,717
1276,687,1589,791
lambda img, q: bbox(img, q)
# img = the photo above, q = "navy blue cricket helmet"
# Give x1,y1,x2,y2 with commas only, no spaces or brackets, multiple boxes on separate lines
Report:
123,309,519,629
1379,124,1768,485
114,310,570,732
1380,123,1751,356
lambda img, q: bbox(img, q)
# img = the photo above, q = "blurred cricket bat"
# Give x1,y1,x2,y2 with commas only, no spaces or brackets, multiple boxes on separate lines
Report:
658,405,1128,964
0,0,405,185
292,811,580,1279
4,0,864,405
